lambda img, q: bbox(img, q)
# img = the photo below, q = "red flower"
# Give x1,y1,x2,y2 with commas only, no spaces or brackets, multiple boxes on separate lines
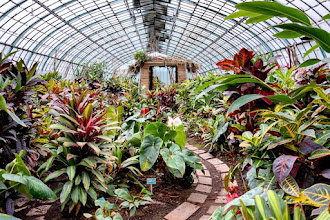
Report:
226,192,239,203
141,108,149,115
274,62,280,68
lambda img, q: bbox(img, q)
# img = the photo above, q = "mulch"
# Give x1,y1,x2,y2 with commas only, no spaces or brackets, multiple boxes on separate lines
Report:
15,134,245,220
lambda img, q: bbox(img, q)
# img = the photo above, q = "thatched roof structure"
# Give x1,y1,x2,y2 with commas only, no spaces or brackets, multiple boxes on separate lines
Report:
128,56,201,76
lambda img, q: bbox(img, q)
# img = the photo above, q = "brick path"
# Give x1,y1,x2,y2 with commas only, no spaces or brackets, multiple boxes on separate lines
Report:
164,143,235,220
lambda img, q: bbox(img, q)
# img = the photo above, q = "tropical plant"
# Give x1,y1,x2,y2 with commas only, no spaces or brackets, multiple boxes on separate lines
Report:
39,89,119,213
133,51,147,64
0,151,55,216
0,52,46,169
210,190,310,220
79,61,111,81
83,198,123,220
115,188,152,217
286,183,330,216
84,188,152,219
225,1,330,67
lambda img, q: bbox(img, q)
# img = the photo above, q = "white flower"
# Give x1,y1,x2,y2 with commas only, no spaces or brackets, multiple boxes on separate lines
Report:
168,116,182,127
167,117,174,127
173,117,182,127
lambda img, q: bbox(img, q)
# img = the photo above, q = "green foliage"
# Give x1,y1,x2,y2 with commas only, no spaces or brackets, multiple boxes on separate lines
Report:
79,61,111,81
211,190,307,220
0,51,47,169
0,151,56,215
133,51,147,63
139,122,201,178
84,198,122,220
226,1,330,66
40,89,118,213
115,188,152,217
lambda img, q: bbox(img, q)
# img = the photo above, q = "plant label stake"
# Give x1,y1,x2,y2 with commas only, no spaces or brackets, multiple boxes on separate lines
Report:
147,178,156,194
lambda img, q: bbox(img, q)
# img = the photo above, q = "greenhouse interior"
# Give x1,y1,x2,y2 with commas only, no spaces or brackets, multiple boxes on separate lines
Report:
0,0,329,219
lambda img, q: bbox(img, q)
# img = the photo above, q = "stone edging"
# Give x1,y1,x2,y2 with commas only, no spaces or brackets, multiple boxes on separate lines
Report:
164,143,236,220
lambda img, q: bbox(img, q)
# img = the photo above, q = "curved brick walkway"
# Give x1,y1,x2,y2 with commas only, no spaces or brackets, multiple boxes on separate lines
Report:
164,143,237,220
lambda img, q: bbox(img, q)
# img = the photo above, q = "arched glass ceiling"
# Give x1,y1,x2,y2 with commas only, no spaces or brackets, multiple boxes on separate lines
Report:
0,0,329,77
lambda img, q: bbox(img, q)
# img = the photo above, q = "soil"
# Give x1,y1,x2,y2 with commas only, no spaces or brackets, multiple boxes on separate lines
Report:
14,172,194,220
14,134,245,220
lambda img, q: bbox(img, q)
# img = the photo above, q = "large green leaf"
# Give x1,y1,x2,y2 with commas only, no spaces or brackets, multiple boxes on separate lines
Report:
0,214,21,220
160,144,186,178
280,175,300,197
223,187,263,214
267,95,292,104
227,94,264,115
2,173,26,184
60,181,73,203
316,207,330,220
266,137,293,150
143,122,168,139
246,15,274,24
299,59,321,68
129,132,142,147
174,125,186,147
274,24,330,53
273,30,303,39
312,130,330,146
182,149,202,170
81,171,90,191
235,1,311,26
24,176,56,200
66,166,76,181
79,186,87,206
115,188,133,202
210,206,225,220
71,186,79,204
268,190,287,220
139,135,163,171
225,10,260,20
280,123,298,138
228,94,292,116
304,44,320,58
303,183,330,205
255,195,271,220
87,187,97,200
44,168,66,183
212,122,228,144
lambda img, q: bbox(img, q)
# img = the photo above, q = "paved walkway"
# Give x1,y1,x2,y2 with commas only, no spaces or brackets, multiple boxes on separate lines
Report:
164,143,236,220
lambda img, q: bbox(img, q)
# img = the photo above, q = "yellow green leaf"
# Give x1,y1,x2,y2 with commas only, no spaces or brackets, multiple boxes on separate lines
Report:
280,175,300,197
285,192,323,207
303,183,330,206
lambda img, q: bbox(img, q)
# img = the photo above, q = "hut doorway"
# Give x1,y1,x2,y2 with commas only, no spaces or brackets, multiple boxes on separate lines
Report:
149,66,177,90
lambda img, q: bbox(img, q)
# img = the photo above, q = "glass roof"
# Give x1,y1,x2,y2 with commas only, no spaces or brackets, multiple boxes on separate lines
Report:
0,0,329,77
